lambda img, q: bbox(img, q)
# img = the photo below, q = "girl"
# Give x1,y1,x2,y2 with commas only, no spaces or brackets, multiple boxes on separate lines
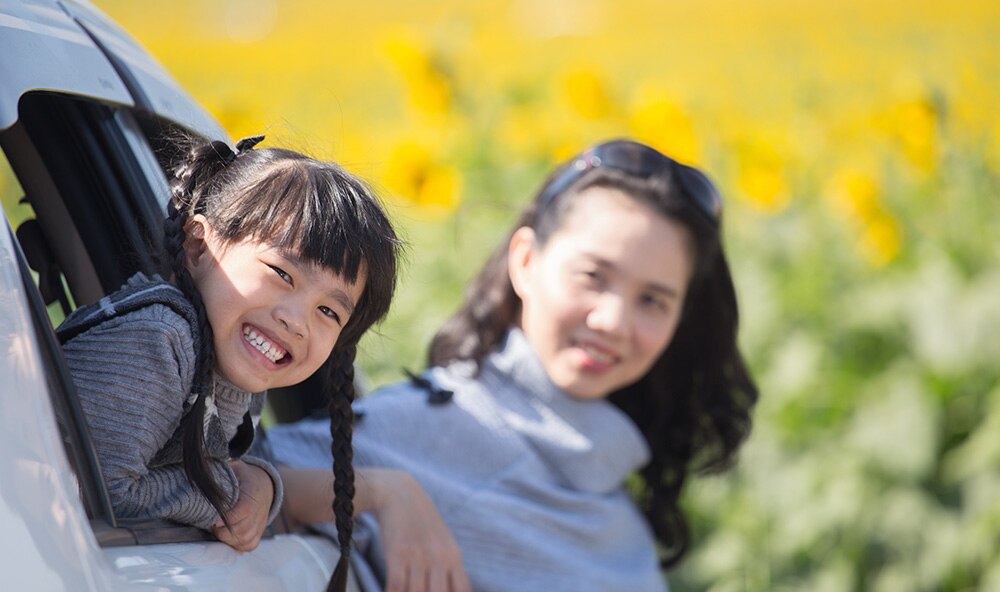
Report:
268,138,758,591
59,135,401,592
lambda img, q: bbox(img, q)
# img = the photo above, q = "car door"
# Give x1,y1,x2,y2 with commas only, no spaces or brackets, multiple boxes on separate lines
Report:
1,1,349,589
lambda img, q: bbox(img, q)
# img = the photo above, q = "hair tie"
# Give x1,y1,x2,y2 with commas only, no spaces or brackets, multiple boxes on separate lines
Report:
209,140,237,166
236,134,265,154
210,135,265,168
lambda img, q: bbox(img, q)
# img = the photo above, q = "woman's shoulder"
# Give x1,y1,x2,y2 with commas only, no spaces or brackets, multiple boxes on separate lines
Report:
352,365,515,455
355,364,478,413
354,375,438,413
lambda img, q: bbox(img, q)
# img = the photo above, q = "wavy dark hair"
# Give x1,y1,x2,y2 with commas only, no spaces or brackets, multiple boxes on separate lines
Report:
428,139,757,566
166,136,401,592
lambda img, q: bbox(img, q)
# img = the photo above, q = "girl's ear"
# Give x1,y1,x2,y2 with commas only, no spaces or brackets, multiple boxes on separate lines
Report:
182,214,212,272
507,226,537,300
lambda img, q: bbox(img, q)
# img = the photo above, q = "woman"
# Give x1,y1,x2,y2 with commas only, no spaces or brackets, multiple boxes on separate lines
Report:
268,139,758,592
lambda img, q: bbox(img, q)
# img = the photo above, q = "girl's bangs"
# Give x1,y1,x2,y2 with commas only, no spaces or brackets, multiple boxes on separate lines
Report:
227,162,367,284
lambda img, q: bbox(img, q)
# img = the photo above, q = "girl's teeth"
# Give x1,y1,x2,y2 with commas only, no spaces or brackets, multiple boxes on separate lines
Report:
243,329,286,362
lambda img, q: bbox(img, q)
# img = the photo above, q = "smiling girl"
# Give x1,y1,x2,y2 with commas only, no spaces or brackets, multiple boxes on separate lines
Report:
268,139,759,591
58,135,401,592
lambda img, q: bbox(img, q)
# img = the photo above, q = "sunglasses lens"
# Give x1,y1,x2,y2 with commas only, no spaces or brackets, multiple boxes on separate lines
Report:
537,140,722,224
600,142,658,177
675,164,723,222
603,142,722,223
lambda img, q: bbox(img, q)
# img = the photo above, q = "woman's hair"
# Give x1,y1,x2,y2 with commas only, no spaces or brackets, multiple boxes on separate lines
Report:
166,136,401,592
429,139,758,566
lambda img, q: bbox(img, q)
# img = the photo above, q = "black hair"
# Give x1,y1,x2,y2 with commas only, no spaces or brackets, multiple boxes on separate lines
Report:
166,136,401,592
428,140,757,566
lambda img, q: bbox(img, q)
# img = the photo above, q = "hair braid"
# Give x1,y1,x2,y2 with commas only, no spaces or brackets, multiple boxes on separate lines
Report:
161,135,400,587
164,148,235,527
325,344,358,592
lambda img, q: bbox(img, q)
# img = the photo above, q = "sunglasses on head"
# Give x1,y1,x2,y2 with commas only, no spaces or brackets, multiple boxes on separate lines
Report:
535,139,723,225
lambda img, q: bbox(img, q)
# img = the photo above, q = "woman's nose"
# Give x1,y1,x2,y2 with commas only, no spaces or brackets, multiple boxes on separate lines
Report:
586,292,629,336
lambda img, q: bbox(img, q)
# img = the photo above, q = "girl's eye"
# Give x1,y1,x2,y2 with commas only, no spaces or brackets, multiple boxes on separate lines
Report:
269,265,293,285
319,306,342,325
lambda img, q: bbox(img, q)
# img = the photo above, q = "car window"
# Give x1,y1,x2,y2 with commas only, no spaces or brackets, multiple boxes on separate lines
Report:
17,93,169,300
1,92,229,547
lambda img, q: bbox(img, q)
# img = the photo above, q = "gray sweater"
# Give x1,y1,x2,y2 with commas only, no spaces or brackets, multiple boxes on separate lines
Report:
267,329,667,592
60,273,282,529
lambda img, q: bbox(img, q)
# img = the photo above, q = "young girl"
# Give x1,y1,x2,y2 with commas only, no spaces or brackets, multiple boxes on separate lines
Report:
268,138,758,591
58,135,401,592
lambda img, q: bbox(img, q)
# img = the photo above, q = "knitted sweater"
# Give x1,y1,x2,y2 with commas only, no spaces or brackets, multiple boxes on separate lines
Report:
59,273,283,529
267,329,667,592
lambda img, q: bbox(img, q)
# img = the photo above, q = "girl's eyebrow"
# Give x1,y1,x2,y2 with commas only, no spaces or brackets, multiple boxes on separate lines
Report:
275,249,357,314
328,288,357,316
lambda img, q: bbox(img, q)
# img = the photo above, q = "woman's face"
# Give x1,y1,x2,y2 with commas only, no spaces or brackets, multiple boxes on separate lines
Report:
509,186,694,399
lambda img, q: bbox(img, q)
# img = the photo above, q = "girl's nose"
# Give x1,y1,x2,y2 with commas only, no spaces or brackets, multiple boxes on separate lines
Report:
586,292,629,337
275,305,307,339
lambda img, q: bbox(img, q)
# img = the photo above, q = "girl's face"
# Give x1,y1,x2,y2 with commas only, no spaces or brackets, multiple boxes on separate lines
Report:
184,215,365,393
509,187,694,400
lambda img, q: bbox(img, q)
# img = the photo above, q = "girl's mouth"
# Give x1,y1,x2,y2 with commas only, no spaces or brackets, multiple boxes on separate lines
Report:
242,325,290,364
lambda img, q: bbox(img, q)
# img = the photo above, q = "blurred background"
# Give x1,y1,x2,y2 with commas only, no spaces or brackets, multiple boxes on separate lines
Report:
79,0,1000,589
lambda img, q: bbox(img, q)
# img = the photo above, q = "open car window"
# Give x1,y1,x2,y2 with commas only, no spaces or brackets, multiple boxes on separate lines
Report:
0,91,224,546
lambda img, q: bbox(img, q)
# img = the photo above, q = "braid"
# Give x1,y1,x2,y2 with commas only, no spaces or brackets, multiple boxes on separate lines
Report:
163,143,237,527
326,344,358,592
160,135,400,582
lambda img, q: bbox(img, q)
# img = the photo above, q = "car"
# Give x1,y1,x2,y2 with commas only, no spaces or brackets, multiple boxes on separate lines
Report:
0,1,364,589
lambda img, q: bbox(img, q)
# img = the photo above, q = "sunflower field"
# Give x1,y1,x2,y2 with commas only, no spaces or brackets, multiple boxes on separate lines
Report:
29,0,1000,589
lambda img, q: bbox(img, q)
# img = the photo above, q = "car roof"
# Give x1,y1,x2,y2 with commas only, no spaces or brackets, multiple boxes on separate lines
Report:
0,0,227,140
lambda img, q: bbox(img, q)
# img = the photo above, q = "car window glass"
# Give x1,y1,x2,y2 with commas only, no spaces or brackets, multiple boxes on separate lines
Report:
116,110,171,214
0,151,72,325
0,149,28,226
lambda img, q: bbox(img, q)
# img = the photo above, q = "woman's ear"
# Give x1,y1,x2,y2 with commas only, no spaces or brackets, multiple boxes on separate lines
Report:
182,214,212,272
507,226,537,300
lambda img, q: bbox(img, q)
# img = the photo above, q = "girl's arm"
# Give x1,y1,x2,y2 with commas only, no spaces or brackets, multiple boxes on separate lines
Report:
280,466,471,592
62,309,241,529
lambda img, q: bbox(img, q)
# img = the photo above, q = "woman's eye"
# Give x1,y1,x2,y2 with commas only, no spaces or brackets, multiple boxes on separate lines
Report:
319,306,342,325
578,269,603,286
269,265,293,285
641,293,670,313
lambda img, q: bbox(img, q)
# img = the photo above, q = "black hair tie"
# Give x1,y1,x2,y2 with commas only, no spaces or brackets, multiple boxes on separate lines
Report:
236,134,265,153
210,140,237,166
211,135,265,168
403,368,453,405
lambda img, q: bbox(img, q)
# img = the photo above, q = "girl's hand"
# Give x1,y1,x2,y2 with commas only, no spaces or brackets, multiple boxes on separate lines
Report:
364,468,471,592
212,460,275,552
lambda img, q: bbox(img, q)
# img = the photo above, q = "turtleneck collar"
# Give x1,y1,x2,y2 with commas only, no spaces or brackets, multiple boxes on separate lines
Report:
478,328,651,494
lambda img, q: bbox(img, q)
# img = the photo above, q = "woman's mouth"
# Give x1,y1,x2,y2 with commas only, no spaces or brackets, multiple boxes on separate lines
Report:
580,343,615,364
243,325,289,364
574,339,619,370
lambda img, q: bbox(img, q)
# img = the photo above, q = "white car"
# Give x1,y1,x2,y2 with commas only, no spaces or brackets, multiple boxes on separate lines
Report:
0,1,362,589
